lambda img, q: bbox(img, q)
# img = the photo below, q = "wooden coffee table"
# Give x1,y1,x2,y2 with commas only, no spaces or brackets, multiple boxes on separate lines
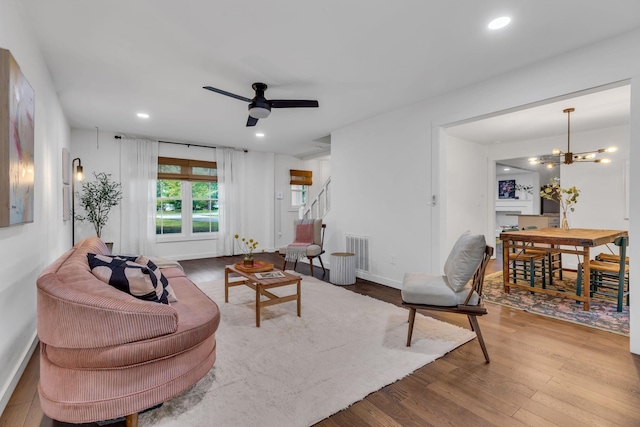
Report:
224,264,302,327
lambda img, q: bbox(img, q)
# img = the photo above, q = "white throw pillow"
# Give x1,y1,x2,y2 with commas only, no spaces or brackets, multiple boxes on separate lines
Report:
443,232,486,292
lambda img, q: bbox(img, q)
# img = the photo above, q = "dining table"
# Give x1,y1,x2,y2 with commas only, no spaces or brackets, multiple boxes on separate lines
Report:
499,227,628,311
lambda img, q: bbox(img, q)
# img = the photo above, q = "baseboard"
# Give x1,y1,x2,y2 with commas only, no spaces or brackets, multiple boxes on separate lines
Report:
0,331,39,415
356,272,402,289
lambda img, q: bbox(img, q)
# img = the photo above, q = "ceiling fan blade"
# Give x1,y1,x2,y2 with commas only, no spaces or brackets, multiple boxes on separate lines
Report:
203,86,252,103
246,116,258,127
270,99,319,108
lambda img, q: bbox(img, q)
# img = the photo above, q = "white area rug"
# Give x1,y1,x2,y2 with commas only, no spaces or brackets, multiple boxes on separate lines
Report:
140,273,475,427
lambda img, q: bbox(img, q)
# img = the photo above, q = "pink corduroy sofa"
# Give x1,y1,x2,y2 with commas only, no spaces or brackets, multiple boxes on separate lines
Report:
36,237,220,426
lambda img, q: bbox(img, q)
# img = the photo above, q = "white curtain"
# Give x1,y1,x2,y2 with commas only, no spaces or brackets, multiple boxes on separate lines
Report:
216,147,245,256
120,138,159,255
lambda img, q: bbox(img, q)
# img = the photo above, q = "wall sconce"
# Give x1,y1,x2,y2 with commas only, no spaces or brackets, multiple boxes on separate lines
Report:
71,157,84,245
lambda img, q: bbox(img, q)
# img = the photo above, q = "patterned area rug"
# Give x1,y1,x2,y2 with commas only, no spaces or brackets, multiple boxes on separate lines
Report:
483,271,629,336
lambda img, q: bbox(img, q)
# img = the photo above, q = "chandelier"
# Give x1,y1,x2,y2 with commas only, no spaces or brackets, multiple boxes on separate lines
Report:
529,108,617,169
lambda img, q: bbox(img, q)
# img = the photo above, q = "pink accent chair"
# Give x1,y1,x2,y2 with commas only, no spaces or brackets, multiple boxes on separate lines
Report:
36,237,220,426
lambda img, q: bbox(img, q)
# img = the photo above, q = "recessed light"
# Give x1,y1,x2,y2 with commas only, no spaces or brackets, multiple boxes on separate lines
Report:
503,168,510,171
137,113,150,118
488,16,511,30
255,133,265,137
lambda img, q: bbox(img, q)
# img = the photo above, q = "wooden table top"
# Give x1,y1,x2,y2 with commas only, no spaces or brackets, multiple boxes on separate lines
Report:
499,228,628,247
225,264,301,285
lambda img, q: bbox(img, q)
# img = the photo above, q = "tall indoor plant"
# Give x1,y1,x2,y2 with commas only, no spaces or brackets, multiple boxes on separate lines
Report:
75,172,123,239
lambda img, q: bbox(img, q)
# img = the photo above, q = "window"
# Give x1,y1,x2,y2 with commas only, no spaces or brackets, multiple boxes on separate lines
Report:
156,180,182,234
290,169,312,207
291,185,307,206
192,181,218,233
157,157,218,238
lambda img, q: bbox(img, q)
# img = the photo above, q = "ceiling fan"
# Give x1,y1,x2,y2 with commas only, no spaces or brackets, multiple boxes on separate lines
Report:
203,82,319,127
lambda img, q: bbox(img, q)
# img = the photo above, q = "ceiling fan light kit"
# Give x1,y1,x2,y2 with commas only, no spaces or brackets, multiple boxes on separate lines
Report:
203,82,319,127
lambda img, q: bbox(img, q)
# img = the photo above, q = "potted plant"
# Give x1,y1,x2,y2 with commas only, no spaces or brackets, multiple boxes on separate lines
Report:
234,234,259,267
75,172,123,243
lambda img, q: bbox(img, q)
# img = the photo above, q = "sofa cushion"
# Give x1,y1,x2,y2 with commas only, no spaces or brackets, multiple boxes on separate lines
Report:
87,254,169,304
443,232,486,292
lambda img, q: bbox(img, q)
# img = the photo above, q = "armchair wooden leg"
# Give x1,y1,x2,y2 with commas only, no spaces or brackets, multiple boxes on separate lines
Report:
126,413,139,427
318,256,326,274
468,315,490,363
406,307,416,347
282,258,287,271
309,257,314,277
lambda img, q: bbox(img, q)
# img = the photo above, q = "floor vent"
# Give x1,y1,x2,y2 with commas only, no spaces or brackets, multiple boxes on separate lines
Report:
346,234,371,273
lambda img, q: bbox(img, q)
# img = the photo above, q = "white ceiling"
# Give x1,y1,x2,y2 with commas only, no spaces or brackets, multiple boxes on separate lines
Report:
22,0,640,157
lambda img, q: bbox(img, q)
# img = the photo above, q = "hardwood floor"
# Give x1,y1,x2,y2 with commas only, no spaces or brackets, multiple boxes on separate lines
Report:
2,252,639,426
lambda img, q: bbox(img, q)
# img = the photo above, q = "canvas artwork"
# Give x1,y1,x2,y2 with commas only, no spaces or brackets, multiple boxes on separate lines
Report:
498,179,516,199
0,48,35,227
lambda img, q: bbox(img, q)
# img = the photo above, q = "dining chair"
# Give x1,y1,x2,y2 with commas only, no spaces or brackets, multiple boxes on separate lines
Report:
576,236,629,312
518,226,563,285
402,232,493,362
505,227,547,290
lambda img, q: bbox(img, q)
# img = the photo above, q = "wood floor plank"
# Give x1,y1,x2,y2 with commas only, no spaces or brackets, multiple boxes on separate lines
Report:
530,390,620,427
512,408,563,427
0,402,29,427
348,399,404,427
540,379,640,427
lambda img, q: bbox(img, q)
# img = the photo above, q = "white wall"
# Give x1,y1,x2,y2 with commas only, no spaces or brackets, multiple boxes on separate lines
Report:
445,134,489,253
0,0,71,412
332,29,640,353
331,106,433,288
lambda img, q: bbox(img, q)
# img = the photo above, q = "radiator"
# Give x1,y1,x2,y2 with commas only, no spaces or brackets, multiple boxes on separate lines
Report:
345,234,370,273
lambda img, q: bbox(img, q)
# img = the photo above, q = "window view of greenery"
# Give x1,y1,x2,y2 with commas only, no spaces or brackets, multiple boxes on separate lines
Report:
157,180,182,234
192,181,219,233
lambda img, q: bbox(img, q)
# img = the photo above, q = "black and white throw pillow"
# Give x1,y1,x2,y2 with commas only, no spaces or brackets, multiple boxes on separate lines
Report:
87,253,169,304
135,256,178,303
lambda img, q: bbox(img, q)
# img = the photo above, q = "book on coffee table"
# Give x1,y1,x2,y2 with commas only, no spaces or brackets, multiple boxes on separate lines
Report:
254,271,286,279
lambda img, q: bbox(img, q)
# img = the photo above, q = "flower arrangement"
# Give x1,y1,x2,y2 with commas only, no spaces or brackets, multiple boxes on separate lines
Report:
235,234,260,265
540,177,580,231
514,184,534,195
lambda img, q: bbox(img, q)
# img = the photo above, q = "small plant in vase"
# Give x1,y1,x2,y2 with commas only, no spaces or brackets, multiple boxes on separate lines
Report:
235,234,259,267
540,177,580,231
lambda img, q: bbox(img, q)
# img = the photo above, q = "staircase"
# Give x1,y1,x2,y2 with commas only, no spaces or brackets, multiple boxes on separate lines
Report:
301,177,331,219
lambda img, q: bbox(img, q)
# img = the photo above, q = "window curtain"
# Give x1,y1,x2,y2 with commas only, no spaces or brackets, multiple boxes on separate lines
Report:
216,147,245,256
119,138,159,255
